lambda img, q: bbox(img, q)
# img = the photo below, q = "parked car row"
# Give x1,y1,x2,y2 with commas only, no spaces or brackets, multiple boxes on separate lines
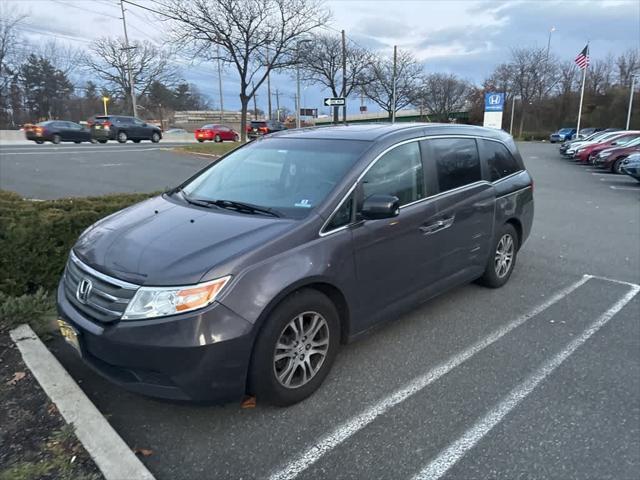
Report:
24,115,163,144
558,128,640,181
549,127,606,143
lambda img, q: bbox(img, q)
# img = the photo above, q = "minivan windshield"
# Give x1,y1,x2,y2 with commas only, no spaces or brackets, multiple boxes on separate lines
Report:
181,137,369,219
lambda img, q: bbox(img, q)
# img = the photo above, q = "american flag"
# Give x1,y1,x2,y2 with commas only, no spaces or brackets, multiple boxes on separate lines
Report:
575,45,589,70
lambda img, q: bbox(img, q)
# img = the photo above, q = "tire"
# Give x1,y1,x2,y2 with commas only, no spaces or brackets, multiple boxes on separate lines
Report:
35,140,44,145
234,134,240,142
612,157,624,174
74,140,82,144
151,132,160,143
52,134,61,144
477,223,518,288
98,140,107,144
249,289,340,406
197,139,205,143
90,138,97,144
133,139,141,143
214,134,222,143
117,131,128,143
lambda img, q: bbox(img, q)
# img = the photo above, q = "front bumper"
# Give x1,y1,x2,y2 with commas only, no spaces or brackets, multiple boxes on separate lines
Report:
57,281,255,403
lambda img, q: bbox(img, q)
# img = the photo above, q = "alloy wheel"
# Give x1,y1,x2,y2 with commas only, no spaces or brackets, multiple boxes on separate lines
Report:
273,311,330,389
494,233,514,278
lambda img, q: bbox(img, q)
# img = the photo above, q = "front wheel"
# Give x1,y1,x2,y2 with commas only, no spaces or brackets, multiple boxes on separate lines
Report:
51,134,61,144
90,138,97,144
35,140,44,145
249,289,340,406
612,157,624,174
234,134,240,142
117,131,128,143
133,139,141,143
214,134,222,143
98,140,108,144
151,132,160,143
477,223,518,288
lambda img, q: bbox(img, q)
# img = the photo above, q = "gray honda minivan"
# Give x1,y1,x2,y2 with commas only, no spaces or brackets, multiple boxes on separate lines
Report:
57,123,534,406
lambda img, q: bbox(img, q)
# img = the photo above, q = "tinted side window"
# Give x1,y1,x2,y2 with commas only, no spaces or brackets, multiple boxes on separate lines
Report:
483,140,521,181
362,141,424,206
430,138,481,192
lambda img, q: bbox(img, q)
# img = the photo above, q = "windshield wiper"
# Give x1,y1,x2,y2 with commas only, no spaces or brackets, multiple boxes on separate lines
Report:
208,199,282,218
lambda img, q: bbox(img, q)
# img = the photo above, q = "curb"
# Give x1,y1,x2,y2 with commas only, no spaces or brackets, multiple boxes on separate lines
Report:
10,324,155,480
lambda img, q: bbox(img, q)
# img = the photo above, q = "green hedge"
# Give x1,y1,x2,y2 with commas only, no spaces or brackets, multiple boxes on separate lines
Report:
0,190,156,298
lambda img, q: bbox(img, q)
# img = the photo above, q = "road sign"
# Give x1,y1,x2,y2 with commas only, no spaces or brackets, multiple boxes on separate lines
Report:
324,97,345,107
484,92,505,112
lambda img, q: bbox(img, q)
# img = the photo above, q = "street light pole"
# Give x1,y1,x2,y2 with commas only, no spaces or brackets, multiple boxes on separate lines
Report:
509,95,517,135
626,74,637,130
119,0,137,118
296,39,311,129
102,97,109,116
542,26,555,95
217,45,224,123
391,45,397,123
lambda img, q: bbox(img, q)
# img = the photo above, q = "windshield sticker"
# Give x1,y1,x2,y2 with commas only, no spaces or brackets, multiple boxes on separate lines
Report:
294,199,312,208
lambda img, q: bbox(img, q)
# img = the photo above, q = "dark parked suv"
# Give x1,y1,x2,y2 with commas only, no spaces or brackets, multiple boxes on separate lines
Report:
91,115,162,143
57,124,534,406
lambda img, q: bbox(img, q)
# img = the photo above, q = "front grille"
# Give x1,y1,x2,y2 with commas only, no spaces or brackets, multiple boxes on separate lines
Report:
64,252,138,323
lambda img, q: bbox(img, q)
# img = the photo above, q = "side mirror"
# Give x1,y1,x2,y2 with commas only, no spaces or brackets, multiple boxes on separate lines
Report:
360,194,400,220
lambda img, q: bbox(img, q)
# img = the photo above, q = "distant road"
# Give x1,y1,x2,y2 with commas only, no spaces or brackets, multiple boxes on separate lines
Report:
0,143,214,199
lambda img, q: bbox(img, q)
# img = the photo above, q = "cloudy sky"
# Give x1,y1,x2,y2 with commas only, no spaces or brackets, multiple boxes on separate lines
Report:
7,0,640,115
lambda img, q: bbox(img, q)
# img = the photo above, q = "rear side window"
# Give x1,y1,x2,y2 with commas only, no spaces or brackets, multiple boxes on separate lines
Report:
362,141,424,206
483,140,521,181
429,138,481,192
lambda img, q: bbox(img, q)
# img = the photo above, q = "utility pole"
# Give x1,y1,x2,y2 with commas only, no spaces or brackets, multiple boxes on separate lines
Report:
252,81,258,120
119,0,137,117
217,45,224,123
509,95,517,135
341,29,347,124
266,45,272,120
626,74,637,130
391,45,397,123
274,89,281,117
541,26,555,96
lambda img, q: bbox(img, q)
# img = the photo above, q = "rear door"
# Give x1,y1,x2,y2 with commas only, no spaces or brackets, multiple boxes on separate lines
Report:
54,121,72,140
423,137,495,281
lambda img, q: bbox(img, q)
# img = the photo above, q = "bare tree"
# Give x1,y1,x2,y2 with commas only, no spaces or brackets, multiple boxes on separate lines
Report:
586,55,614,96
412,73,469,120
37,40,82,76
362,49,422,120
83,37,178,112
298,32,373,122
160,0,330,141
0,6,28,126
615,49,639,87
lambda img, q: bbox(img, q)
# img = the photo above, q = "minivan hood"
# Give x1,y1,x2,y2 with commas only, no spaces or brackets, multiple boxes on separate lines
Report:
74,195,295,286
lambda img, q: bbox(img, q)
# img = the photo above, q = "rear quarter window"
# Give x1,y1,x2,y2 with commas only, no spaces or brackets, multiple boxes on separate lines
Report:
481,139,522,182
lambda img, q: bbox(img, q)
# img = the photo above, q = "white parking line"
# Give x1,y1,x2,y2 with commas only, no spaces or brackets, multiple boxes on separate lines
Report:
269,275,593,480
610,185,640,191
412,283,640,480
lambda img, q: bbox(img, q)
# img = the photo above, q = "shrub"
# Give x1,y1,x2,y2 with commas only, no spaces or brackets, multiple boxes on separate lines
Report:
0,190,156,298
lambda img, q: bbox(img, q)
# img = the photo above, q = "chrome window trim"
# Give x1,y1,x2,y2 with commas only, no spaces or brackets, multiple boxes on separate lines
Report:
69,250,140,289
319,134,509,237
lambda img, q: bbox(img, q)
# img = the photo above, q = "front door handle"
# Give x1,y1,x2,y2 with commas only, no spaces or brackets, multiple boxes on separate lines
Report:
420,215,455,235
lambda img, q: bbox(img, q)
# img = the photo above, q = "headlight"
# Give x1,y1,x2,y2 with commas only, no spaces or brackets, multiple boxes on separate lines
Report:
122,276,231,320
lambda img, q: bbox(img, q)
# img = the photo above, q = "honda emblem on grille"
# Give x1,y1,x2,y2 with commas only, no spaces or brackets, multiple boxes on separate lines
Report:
76,278,93,304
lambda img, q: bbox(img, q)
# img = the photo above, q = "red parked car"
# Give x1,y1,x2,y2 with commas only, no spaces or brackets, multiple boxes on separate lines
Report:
574,131,640,163
194,124,239,143
592,137,640,172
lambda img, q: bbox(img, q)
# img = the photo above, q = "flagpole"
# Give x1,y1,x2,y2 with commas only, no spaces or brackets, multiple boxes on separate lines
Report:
576,44,588,138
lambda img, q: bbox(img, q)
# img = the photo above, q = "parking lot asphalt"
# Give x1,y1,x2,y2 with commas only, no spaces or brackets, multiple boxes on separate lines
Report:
0,142,213,199
46,142,640,480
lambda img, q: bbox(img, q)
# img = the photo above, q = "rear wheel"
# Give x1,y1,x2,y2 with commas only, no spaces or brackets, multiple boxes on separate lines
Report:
197,139,205,143
234,134,240,142
214,134,222,143
35,140,44,145
74,140,81,144
90,138,98,144
477,223,518,288
117,131,128,143
51,134,61,144
133,139,141,143
151,132,160,143
98,140,108,144
249,289,340,406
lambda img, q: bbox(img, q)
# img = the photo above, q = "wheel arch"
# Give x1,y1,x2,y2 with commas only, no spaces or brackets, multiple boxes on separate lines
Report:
505,217,523,249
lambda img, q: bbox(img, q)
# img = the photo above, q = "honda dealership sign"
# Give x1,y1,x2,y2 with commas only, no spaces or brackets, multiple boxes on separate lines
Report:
483,92,505,129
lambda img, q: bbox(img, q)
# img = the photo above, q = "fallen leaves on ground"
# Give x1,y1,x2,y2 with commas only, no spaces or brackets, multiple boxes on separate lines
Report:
133,447,154,457
241,395,256,409
6,371,26,385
